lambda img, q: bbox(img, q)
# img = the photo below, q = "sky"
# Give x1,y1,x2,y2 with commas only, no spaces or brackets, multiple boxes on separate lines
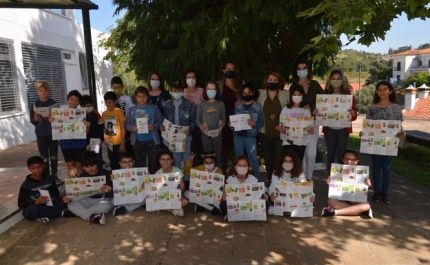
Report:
76,1,430,55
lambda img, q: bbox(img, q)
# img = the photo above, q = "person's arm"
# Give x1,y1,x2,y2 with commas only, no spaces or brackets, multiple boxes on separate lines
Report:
220,101,227,124
188,103,197,131
17,186,34,209
119,121,126,152
125,107,135,132
29,102,38,125
153,107,163,131
196,103,203,127
350,95,358,121
255,105,264,130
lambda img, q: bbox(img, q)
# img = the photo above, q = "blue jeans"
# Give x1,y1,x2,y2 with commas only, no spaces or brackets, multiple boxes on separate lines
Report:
324,127,349,171
233,135,261,181
371,155,394,193
22,196,68,220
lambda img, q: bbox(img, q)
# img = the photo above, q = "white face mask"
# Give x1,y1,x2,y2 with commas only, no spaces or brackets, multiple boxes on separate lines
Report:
150,80,160,88
330,80,343,88
235,166,248,175
282,162,293,172
292,95,302,104
86,106,94,113
186,78,197,87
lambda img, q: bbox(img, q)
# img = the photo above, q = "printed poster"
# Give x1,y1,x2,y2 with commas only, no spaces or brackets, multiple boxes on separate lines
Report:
112,167,148,205
315,94,353,127
272,181,314,217
161,119,189,152
136,117,149,134
105,116,117,136
65,176,106,201
51,108,87,140
89,138,101,153
328,163,370,202
33,102,58,117
144,172,182,211
360,119,402,156
229,114,251,131
225,182,266,222
279,116,314,145
188,169,225,208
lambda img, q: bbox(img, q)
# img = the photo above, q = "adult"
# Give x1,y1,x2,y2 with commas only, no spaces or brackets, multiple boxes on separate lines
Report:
291,60,324,180
257,71,289,181
216,61,243,174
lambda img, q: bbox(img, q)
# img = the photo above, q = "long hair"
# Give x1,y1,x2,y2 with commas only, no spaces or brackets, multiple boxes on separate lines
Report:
262,71,286,90
227,156,254,177
183,69,198,88
373,80,397,104
147,70,165,91
325,69,352,94
221,60,242,89
272,150,303,179
202,80,221,100
286,83,308,108
291,59,313,83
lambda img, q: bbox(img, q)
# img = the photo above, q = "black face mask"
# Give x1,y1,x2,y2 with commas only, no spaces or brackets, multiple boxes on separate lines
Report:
267,82,279,90
242,95,254,102
225,71,236,79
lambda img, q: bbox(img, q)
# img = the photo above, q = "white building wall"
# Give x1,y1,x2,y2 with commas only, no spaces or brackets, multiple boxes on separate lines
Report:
0,8,112,150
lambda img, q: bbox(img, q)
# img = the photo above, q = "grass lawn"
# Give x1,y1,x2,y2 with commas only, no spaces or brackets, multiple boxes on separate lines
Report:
349,135,430,189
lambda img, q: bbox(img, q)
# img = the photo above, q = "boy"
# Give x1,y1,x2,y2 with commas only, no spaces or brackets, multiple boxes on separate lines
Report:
29,81,60,183
102,91,126,170
18,156,68,224
67,151,114,225
81,95,104,168
112,152,146,216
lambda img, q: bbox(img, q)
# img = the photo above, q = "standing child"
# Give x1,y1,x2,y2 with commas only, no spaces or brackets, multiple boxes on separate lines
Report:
29,81,60,182
161,80,196,170
196,81,226,170
231,84,264,181
18,156,68,224
67,151,114,225
81,95,104,169
276,84,315,162
126,86,162,174
102,91,126,170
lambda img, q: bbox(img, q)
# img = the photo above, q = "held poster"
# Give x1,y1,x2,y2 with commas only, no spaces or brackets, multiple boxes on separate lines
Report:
272,181,314,217
144,172,182,211
229,114,251,131
328,163,370,203
189,169,225,208
65,176,106,201
360,119,402,156
279,116,314,146
51,108,87,140
161,119,189,152
225,182,266,222
112,167,148,205
315,94,353,127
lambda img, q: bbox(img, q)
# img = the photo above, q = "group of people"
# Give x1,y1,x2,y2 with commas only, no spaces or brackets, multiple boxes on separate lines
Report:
20,59,406,224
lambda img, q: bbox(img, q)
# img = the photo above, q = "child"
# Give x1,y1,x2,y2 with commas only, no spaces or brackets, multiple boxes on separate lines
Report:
276,84,314,162
267,150,314,216
322,150,372,218
126,86,162,174
81,95,104,169
184,151,223,215
231,83,264,181
155,150,188,217
112,152,146,216
67,151,114,225
29,81,60,182
196,81,226,169
102,91,126,170
220,156,268,220
18,156,68,224
161,80,196,170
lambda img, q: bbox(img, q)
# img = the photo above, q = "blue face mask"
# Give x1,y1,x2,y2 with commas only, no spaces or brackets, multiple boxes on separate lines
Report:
150,80,160,88
172,92,183,99
206,90,217,99
297,69,308,78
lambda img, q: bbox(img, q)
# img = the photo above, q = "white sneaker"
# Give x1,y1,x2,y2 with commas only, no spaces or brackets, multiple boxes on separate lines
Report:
367,208,373,219
172,209,184,217
36,217,49,224
267,206,274,215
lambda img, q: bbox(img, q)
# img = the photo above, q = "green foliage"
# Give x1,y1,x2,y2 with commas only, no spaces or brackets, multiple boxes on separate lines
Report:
353,84,375,114
388,45,412,55
366,59,393,85
416,43,430,50
404,72,430,88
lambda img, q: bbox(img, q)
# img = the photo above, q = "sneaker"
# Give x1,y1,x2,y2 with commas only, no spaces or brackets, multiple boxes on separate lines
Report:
36,217,49,224
224,214,228,221
113,206,127,216
283,212,292,217
89,213,105,225
62,209,77,218
195,205,205,213
267,206,274,215
367,208,373,219
380,193,390,204
371,191,381,202
321,206,335,217
172,209,184,217
211,207,221,216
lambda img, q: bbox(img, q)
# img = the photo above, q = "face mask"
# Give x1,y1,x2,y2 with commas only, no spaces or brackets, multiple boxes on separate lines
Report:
242,95,254,102
206,90,217,99
113,89,122,95
150,80,160,88
204,163,215,172
86,106,94,113
225,71,236,79
297,69,308,78
186,78,196,87
235,166,248,175
283,162,294,172
292,95,302,104
172,92,183,99
330,80,343,88
267,83,279,90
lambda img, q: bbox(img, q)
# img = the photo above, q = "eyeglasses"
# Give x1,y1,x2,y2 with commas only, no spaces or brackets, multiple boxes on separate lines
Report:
297,66,308,70
120,160,134,165
342,157,358,162
376,89,389,93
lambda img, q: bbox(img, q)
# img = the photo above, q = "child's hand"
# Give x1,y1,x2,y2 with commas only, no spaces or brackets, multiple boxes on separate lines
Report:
359,131,363,137
48,117,55,123
275,125,286,133
326,177,331,185
235,99,242,107
160,125,165,131
180,182,185,192
263,194,269,201
199,124,207,131
350,109,356,116
365,178,371,186
219,121,225,128
303,104,310,110
309,196,315,203
312,108,319,116
308,127,315,135
188,99,197,109
188,152,196,162
86,145,91,151
119,143,126,153
184,129,190,135
222,193,227,201
396,131,406,140
84,121,90,128
34,113,41,122
63,196,71,204
247,119,255,127
110,174,114,181
141,182,145,189
148,124,154,131
271,194,276,202
132,126,138,133
35,196,49,205
101,184,111,193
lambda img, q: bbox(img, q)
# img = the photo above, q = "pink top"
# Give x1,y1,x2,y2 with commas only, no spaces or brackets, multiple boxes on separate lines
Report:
183,87,204,105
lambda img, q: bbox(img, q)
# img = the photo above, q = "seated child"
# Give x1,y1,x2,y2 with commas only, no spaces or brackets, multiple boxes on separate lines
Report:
18,156,68,224
321,149,372,218
67,151,114,225
112,152,146,216
184,151,223,215
155,149,188,217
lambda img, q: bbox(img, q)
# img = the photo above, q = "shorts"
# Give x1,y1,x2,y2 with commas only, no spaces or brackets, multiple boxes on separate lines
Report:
61,147,85,163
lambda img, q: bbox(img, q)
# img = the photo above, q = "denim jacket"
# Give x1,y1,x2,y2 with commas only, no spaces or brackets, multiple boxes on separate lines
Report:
163,98,197,131
126,104,162,145
233,101,264,137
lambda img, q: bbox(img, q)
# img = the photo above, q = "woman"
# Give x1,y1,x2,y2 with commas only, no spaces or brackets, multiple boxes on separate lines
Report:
291,60,324,180
257,71,289,181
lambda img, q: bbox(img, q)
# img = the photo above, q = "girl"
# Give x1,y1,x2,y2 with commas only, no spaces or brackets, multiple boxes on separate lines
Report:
267,150,313,215
196,81,226,169
231,84,264,181
184,151,223,215
360,81,406,204
276,84,314,162
155,150,188,217
322,150,372,217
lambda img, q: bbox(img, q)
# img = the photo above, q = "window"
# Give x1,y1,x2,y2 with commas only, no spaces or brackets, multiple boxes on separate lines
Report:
397,75,400,82
78,53,89,90
21,43,67,107
419,60,422,67
0,38,20,114
50,9,66,16
396,62,401,71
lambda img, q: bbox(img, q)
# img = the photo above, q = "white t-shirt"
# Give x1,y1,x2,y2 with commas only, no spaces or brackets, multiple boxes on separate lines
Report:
119,95,134,116
280,106,312,146
269,171,306,195
226,174,258,184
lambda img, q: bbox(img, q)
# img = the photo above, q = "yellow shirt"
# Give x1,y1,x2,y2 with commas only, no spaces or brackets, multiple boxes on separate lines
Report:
102,108,125,145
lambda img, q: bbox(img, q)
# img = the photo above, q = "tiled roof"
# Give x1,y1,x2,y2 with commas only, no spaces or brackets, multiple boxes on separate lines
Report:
404,96,430,119
393,47,430,56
